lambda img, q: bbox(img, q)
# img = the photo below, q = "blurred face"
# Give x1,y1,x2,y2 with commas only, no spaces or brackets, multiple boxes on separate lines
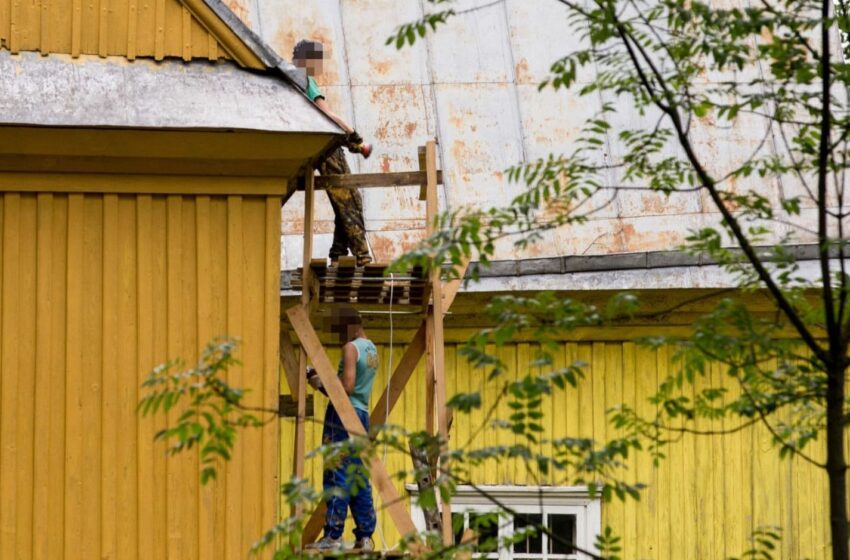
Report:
304,57,323,77
324,310,358,344
294,44,324,77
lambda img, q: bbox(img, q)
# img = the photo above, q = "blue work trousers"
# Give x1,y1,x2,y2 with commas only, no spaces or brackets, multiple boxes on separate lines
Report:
321,405,377,540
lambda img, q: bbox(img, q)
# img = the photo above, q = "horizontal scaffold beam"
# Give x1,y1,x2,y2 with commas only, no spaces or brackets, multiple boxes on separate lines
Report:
305,170,444,190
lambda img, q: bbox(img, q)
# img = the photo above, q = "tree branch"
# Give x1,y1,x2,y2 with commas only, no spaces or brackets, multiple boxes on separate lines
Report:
613,15,827,363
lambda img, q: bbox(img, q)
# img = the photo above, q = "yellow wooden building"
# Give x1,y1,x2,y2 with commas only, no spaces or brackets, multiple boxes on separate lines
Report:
280,285,831,560
0,2,343,558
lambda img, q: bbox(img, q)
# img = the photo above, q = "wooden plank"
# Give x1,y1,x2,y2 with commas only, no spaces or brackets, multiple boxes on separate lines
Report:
151,197,169,559
241,199,265,553
424,139,453,546
635,345,658,559
424,317,435,437
13,196,36,560
39,0,49,54
654,346,671,560
537,341,558,484
101,194,119,560
182,199,201,558
279,322,299,395
209,197,229,556
225,195,244,559
710,361,726,560
181,6,191,61
312,170,443,191
301,503,328,547
70,0,81,55
603,344,624,544
46,195,67,560
126,0,138,59
441,260,469,309
81,197,103,559
135,195,155,560
153,0,164,59
62,195,83,560
116,196,138,560
286,306,420,543
361,264,385,304
98,0,108,56
8,0,19,51
621,342,638,556
418,145,428,201
292,171,314,529
333,256,356,302
195,196,215,560
165,195,190,559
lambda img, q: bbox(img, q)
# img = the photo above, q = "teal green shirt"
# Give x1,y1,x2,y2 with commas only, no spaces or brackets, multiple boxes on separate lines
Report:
306,76,324,102
337,338,378,412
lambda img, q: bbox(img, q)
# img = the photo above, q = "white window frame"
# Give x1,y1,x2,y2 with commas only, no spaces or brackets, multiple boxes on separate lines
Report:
407,485,601,560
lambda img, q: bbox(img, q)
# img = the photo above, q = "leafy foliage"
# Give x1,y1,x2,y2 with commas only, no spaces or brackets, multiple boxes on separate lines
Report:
138,338,272,484
728,527,783,560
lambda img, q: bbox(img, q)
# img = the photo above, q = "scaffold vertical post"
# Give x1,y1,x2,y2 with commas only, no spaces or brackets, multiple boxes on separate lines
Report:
291,169,314,538
424,140,453,546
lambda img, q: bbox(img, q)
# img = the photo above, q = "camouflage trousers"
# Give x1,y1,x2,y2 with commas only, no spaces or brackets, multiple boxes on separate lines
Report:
319,148,370,262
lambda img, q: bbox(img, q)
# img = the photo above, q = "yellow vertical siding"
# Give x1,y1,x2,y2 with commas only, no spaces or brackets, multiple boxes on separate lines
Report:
0,0,231,61
282,339,832,559
0,191,280,559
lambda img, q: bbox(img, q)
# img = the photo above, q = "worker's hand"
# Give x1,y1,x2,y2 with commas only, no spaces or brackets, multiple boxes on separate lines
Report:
346,130,364,146
345,131,372,158
306,367,324,391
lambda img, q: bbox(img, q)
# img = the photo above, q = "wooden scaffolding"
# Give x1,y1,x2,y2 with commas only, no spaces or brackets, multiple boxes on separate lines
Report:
280,140,463,550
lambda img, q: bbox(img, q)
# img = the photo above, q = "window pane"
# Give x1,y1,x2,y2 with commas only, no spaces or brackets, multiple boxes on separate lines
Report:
469,512,499,552
513,513,543,554
452,513,465,545
548,514,576,555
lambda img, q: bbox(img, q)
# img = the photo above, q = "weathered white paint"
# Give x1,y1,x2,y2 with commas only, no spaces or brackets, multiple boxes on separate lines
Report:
0,51,341,134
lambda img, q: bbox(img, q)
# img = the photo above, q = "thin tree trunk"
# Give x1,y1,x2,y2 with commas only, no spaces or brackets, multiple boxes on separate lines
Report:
827,363,849,560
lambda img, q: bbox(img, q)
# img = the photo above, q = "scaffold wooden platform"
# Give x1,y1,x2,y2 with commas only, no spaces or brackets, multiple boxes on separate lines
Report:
291,259,428,306
280,140,464,553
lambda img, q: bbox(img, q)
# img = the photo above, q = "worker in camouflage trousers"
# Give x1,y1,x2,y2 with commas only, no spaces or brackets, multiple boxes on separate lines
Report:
293,39,372,266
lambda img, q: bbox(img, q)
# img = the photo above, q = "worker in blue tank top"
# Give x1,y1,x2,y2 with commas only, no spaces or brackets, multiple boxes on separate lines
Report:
305,306,378,551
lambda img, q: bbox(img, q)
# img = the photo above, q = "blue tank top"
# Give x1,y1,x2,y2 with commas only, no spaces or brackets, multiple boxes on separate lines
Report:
337,338,378,411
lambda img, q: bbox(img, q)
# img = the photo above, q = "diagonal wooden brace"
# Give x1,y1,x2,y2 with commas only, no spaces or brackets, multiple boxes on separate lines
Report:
287,305,420,543
279,321,299,395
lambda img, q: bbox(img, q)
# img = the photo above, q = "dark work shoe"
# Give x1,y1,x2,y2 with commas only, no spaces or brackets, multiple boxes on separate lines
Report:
353,537,374,552
356,255,373,267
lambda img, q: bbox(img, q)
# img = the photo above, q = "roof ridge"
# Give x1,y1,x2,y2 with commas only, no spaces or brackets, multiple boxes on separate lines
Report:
187,0,309,92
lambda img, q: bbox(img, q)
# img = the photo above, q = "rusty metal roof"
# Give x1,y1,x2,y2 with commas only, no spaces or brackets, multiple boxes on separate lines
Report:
229,1,819,280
